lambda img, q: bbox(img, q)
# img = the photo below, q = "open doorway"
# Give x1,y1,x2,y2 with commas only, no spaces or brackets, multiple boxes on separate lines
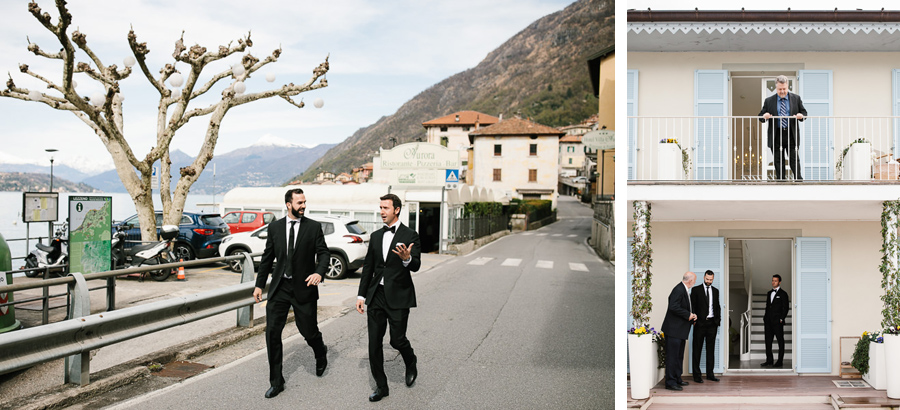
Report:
726,238,794,372
417,202,441,253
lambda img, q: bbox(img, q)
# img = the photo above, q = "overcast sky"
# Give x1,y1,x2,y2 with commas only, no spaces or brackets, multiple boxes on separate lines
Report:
0,0,574,174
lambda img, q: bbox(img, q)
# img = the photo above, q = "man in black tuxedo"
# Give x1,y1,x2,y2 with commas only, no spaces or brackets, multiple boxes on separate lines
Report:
690,270,721,383
252,188,330,398
661,271,697,391
758,75,808,180
762,274,790,368
356,193,422,402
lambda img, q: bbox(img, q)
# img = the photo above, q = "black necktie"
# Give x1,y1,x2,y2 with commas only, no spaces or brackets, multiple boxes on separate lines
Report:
384,225,396,234
706,286,712,318
286,220,296,279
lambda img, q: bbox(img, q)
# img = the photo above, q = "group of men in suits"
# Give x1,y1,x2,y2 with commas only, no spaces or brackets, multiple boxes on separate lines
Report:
661,270,790,390
252,189,421,402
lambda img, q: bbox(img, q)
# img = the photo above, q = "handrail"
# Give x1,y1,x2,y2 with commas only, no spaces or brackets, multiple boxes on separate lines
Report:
0,251,260,385
740,309,751,356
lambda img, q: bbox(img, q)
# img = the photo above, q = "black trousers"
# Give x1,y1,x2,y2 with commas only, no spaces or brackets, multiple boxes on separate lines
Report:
265,277,325,387
367,285,416,390
691,322,717,377
764,318,786,364
772,129,802,180
665,336,686,388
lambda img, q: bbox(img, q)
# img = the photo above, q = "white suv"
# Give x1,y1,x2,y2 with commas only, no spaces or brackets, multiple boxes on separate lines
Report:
219,215,370,279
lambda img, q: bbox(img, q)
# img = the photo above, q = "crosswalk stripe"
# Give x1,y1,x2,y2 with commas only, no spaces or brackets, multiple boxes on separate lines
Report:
568,234,578,237
501,258,522,267
536,233,548,236
552,234,563,237
468,257,493,266
536,260,553,269
522,232,534,236
569,263,589,272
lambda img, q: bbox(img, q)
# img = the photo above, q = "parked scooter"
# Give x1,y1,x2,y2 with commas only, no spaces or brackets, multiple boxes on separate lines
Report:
24,222,68,278
111,224,178,281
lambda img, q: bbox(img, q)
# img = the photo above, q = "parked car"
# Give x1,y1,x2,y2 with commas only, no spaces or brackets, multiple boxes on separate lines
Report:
113,212,231,261
219,215,369,279
223,211,276,234
572,176,589,183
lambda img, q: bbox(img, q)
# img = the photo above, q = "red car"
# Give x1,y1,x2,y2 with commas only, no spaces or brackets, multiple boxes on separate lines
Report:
223,211,276,234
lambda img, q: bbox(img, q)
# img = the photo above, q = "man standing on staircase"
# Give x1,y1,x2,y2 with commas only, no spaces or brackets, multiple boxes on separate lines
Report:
762,274,790,368
690,270,720,383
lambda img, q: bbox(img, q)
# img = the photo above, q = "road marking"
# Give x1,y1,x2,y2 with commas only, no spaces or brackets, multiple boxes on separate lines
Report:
501,258,521,267
568,234,578,238
468,257,493,266
569,262,589,272
522,233,534,236
536,233,548,236
536,260,553,269
552,234,563,237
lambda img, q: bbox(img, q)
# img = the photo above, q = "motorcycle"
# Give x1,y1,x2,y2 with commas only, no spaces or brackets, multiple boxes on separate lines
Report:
111,224,179,282
24,222,69,278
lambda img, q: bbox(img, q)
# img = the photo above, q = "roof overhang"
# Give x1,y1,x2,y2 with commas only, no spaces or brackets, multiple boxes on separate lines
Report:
628,10,900,52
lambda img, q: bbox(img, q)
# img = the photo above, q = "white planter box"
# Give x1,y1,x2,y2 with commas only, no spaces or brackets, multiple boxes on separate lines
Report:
885,333,900,399
628,334,655,399
843,143,872,180
657,143,684,180
863,342,886,390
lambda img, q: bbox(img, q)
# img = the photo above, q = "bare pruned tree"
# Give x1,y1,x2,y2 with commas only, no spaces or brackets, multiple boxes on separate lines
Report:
1,0,328,248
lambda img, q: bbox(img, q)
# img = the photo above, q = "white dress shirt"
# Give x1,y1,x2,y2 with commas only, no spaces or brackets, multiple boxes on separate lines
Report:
705,285,714,319
770,287,780,303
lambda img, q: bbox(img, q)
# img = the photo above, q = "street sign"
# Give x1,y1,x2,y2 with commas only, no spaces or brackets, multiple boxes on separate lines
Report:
583,129,615,150
151,166,159,190
445,169,459,189
22,192,59,222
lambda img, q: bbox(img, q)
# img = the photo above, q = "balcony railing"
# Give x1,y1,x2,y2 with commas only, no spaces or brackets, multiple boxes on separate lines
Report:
627,116,900,182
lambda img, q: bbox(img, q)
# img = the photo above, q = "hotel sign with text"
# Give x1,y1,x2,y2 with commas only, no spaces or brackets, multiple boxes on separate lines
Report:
380,143,460,187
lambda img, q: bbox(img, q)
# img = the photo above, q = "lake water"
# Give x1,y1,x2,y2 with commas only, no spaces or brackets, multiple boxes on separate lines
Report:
0,191,217,263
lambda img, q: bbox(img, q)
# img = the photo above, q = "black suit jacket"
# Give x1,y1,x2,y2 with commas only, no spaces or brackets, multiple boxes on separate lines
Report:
690,284,721,327
661,283,693,340
758,92,808,149
358,223,422,310
255,216,330,302
764,288,790,324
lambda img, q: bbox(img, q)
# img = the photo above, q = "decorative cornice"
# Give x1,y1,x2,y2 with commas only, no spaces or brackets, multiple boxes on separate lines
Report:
628,22,900,35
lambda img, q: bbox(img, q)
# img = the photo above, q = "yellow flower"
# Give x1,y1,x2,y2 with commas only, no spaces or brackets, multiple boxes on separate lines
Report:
863,331,868,337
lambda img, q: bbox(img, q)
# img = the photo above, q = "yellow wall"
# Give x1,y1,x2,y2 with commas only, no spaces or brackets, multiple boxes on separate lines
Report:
628,219,884,375
598,51,615,130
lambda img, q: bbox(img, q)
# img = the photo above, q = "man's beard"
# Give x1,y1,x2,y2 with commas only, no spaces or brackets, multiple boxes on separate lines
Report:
290,207,303,218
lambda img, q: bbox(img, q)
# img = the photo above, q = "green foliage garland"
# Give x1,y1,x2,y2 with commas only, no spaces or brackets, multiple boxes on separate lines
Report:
631,201,653,330
881,200,900,334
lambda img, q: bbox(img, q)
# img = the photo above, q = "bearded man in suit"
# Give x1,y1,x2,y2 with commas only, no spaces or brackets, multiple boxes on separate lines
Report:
252,188,330,399
356,193,422,402
762,274,790,368
690,270,721,383
661,271,698,391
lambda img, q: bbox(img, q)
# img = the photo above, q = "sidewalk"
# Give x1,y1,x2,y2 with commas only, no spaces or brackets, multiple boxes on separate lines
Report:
628,375,900,409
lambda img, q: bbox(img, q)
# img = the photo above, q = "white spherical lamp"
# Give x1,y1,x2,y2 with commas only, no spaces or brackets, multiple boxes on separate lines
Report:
233,64,245,76
169,72,184,87
233,81,246,94
266,73,276,83
28,90,42,101
124,56,136,68
171,88,182,99
72,80,78,88
91,92,105,106
313,98,324,109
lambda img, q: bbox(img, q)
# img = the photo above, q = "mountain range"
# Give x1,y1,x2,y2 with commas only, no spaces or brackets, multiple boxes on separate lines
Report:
298,0,612,181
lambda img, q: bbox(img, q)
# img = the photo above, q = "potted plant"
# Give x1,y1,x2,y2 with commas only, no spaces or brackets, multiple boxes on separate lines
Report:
629,201,656,399
658,138,690,179
836,138,871,180
880,200,900,398
851,331,885,389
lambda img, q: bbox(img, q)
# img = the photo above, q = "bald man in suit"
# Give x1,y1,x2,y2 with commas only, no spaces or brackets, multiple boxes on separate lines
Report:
661,271,697,391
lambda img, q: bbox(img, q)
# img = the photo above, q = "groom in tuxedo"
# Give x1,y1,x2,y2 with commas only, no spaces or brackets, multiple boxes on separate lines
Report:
356,193,422,402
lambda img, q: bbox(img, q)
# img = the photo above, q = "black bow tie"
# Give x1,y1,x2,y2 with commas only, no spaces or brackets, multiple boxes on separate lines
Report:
383,225,396,234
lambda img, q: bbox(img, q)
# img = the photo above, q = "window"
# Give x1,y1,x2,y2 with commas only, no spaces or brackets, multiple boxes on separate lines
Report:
462,126,470,131
568,146,575,153
530,144,537,156
223,213,240,224
320,222,335,236
528,169,537,182
263,213,275,224
181,215,192,225
241,213,257,223
568,158,573,164
440,126,448,132
494,144,502,156
440,136,448,147
493,169,502,181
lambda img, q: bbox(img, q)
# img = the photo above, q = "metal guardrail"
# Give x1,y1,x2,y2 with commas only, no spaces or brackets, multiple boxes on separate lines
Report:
0,252,261,385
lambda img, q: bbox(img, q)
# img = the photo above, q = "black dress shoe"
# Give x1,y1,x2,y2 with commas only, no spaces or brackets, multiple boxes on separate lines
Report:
677,381,689,386
707,376,720,382
773,362,784,368
693,377,704,383
761,362,773,367
665,385,683,391
316,346,328,377
369,387,389,402
406,363,417,387
265,385,284,399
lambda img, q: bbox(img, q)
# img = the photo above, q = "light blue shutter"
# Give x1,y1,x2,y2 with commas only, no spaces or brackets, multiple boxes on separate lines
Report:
628,70,639,180
688,237,725,374
893,69,900,160
694,70,728,180
796,237,831,373
798,70,834,180
627,237,634,373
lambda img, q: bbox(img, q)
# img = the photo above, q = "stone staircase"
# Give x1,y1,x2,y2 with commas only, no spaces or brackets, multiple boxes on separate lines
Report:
748,293,793,361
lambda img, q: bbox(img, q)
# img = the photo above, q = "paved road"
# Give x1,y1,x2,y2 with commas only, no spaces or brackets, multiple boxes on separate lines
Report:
110,197,614,409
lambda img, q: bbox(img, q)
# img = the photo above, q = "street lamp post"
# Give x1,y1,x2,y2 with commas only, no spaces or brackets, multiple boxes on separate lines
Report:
45,148,58,193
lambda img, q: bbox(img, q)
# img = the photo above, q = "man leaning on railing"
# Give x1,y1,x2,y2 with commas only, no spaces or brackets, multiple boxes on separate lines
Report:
758,75,808,181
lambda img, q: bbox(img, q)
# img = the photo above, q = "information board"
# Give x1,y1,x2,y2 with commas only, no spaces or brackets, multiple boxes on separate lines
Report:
22,192,59,223
68,196,112,274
